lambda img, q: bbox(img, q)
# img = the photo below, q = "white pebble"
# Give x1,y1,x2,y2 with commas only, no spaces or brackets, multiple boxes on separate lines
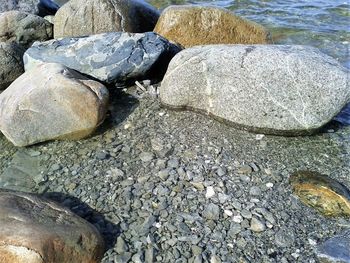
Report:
256,134,265,140
224,210,233,217
233,215,243,223
206,186,215,198
266,182,274,188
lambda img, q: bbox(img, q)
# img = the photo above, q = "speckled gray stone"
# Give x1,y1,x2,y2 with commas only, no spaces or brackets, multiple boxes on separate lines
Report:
0,0,39,14
160,45,350,135
24,32,182,85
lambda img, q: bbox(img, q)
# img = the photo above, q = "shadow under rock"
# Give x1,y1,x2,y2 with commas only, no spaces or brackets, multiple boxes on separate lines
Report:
42,191,120,251
94,88,140,136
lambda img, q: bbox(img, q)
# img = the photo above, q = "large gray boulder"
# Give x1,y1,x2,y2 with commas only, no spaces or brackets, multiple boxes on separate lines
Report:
24,32,182,85
0,11,53,49
160,45,350,135
54,0,159,38
0,0,39,14
0,63,109,146
0,42,24,90
0,189,104,263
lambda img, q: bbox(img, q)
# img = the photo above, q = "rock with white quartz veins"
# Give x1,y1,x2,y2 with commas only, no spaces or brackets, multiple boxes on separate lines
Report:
0,42,25,90
24,32,182,85
0,189,104,263
0,11,53,49
160,45,350,135
54,0,159,38
0,63,109,146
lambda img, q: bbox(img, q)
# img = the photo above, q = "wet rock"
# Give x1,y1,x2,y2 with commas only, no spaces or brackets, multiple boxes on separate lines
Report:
154,5,270,48
0,63,109,146
54,0,159,38
0,0,40,14
0,150,46,192
317,231,350,263
24,32,181,85
290,171,350,217
0,42,24,90
0,11,53,49
160,45,349,135
0,189,104,263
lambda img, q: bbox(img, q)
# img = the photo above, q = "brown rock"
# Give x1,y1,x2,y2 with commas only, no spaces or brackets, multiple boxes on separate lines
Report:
154,5,271,48
0,63,109,146
0,11,53,49
54,0,159,38
290,171,350,217
0,189,104,263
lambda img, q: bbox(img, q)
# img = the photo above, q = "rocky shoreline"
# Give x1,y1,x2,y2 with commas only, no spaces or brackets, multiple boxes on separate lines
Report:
0,0,349,262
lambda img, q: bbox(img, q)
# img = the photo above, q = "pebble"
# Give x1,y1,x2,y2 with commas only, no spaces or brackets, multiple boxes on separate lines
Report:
203,203,220,220
232,215,243,223
139,152,155,162
250,217,266,232
224,210,233,217
167,158,179,168
275,228,295,247
116,236,128,254
238,165,253,174
241,209,252,219
205,186,215,198
249,186,262,196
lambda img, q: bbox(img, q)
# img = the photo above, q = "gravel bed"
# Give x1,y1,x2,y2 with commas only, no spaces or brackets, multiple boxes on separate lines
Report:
0,88,349,263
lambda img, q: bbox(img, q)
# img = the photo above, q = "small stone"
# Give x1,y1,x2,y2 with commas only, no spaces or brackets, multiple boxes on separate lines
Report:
131,252,144,263
317,231,350,263
139,152,155,162
266,182,274,188
241,209,252,219
224,210,233,217
191,245,203,256
210,255,222,263
250,217,266,232
50,163,61,171
167,159,179,168
249,186,262,196
96,151,108,160
275,228,295,247
218,193,230,203
290,171,350,217
238,165,253,174
145,246,154,263
228,223,241,237
205,186,215,199
116,236,128,254
203,203,220,220
216,167,226,176
158,169,170,181
233,215,243,223
256,134,265,140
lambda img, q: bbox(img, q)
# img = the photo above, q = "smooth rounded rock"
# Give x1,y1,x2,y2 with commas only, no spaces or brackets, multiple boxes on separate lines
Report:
160,45,349,135
24,32,181,85
0,189,104,263
290,171,350,217
0,42,25,90
54,0,159,38
154,5,270,48
0,63,109,146
0,11,53,49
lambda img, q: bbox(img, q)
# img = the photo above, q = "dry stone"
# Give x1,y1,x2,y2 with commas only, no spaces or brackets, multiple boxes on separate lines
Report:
160,45,349,135
154,5,270,48
0,63,109,146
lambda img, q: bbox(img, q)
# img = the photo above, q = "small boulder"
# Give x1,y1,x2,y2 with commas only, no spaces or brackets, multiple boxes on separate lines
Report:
0,0,39,14
0,11,53,49
0,63,109,146
54,0,159,38
290,171,350,217
154,5,270,48
0,189,104,263
0,42,25,90
24,32,182,85
160,45,349,135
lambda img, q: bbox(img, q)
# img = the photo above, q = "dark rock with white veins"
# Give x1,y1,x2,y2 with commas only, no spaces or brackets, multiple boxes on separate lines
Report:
24,32,182,85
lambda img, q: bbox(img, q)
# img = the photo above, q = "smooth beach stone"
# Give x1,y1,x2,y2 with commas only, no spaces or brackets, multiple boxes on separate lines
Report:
54,0,159,38
0,42,24,90
0,11,53,49
154,5,270,48
0,189,104,263
0,0,39,14
160,45,349,135
24,32,182,85
317,231,350,263
290,171,350,217
0,63,109,146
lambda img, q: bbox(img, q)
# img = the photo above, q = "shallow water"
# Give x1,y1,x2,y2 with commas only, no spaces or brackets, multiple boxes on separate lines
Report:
150,0,350,123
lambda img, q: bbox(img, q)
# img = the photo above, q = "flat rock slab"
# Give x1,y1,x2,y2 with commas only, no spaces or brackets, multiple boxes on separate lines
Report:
54,0,159,38
0,150,46,192
24,32,182,85
317,231,350,263
160,45,349,135
0,42,24,90
290,171,350,217
0,63,109,146
0,11,53,49
154,5,270,48
0,189,104,263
